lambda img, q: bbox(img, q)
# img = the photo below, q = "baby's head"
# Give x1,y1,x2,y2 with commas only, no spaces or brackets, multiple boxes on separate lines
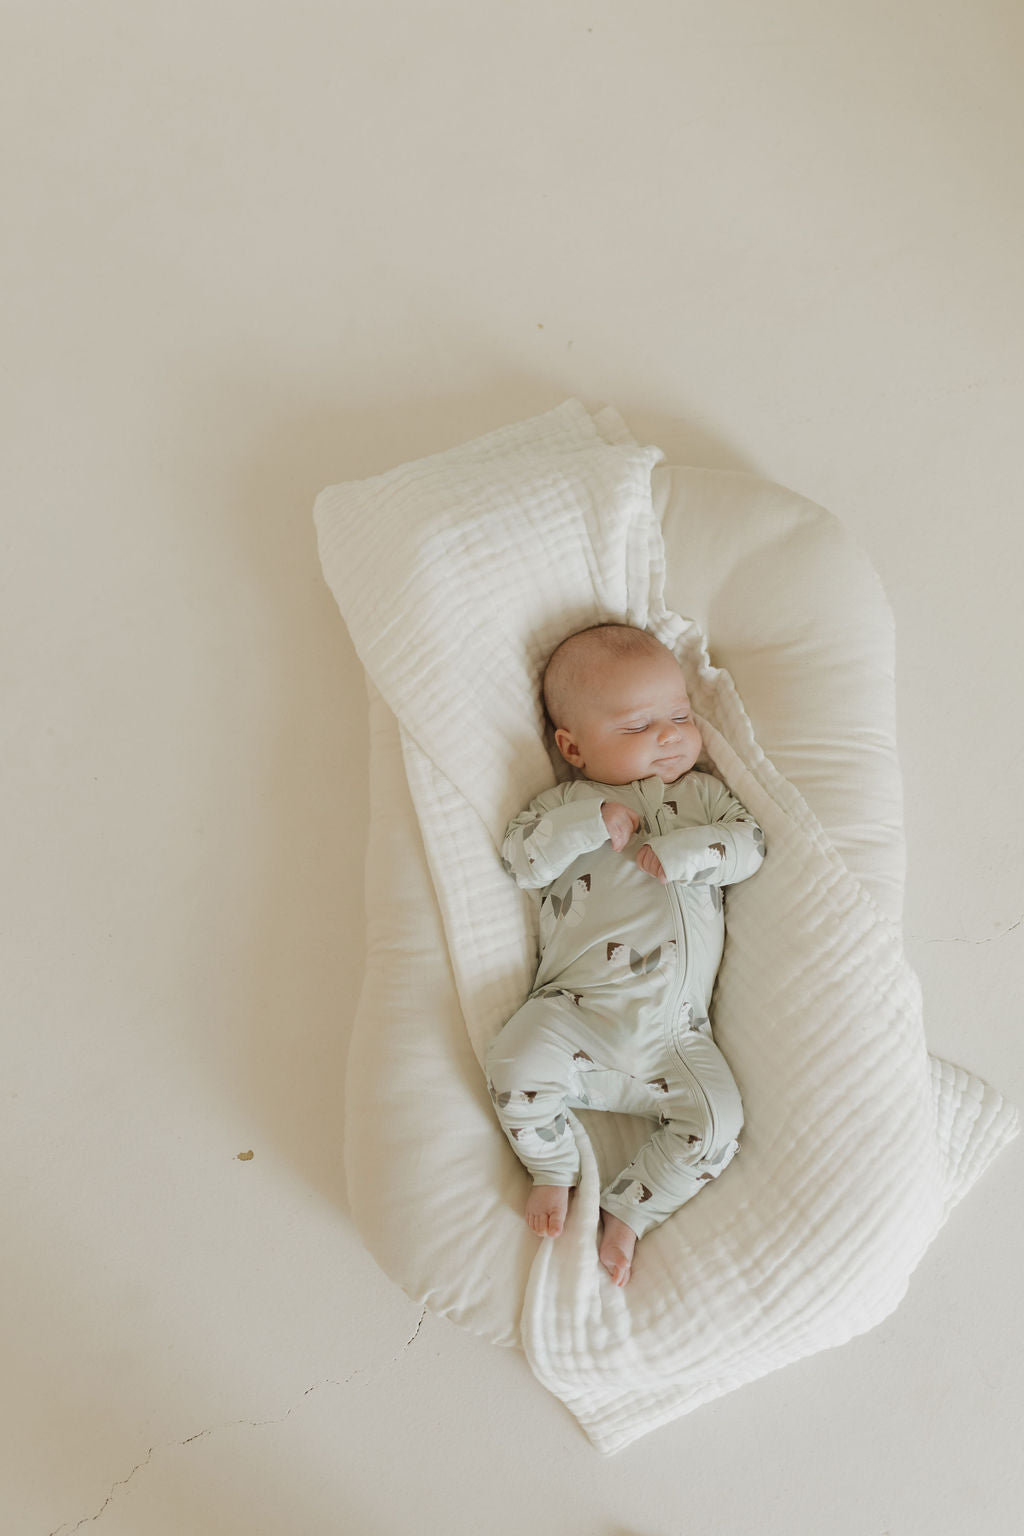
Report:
542,624,702,786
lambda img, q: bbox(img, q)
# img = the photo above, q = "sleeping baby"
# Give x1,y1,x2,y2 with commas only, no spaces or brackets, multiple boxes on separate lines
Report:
486,623,765,1286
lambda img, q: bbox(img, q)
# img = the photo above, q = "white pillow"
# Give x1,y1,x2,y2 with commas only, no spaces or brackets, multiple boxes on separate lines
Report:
345,465,906,1345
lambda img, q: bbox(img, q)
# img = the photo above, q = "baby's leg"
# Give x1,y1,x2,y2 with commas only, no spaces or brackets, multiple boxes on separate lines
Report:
485,997,581,1237
599,1033,744,1282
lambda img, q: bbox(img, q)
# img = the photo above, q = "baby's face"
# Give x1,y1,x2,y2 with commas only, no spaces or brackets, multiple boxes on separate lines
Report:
554,649,703,786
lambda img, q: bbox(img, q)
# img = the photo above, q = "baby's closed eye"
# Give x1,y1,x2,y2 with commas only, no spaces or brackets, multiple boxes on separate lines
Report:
623,716,691,733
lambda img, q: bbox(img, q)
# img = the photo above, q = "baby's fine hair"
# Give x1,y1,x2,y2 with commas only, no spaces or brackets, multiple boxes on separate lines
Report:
541,623,670,730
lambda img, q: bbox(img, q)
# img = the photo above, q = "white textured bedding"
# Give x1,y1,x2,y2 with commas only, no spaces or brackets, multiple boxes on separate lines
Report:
315,400,1017,1453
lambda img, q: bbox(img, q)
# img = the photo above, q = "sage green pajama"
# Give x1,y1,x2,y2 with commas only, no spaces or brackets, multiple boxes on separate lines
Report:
486,770,765,1240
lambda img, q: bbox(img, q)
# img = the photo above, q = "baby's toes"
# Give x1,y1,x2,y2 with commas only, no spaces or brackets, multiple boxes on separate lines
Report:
601,1253,630,1286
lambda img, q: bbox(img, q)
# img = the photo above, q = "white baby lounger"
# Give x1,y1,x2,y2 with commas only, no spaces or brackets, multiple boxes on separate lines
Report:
315,400,1017,1454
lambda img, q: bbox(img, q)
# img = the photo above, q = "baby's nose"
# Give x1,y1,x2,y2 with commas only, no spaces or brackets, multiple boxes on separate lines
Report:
658,721,681,743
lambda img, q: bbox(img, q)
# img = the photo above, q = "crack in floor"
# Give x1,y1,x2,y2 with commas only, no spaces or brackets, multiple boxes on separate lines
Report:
909,913,1024,945
48,1307,429,1536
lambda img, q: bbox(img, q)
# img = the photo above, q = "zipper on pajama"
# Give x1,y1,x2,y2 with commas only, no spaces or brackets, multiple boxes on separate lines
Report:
634,776,692,1028
669,1015,717,1153
633,777,718,1152
662,830,718,1152
664,880,689,1023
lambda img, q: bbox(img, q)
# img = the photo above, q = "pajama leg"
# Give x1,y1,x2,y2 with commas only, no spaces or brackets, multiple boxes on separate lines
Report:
600,1030,744,1239
484,996,582,1187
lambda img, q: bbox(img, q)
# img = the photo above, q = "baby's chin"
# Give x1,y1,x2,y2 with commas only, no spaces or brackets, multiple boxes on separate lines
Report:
651,755,697,783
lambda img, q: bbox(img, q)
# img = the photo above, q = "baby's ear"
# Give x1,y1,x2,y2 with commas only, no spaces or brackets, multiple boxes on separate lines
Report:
554,728,580,765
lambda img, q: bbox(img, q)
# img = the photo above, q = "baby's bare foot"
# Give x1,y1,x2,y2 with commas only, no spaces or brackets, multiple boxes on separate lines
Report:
525,1184,570,1237
599,1211,638,1286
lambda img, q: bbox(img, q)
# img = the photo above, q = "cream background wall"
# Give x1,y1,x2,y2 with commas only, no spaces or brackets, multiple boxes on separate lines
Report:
3,2,1021,1532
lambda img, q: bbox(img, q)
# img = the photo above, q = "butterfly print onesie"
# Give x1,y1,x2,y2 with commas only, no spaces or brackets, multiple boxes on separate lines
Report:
486,770,765,1239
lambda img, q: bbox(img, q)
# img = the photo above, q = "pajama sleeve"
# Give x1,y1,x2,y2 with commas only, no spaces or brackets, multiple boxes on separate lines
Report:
501,787,610,890
643,775,766,887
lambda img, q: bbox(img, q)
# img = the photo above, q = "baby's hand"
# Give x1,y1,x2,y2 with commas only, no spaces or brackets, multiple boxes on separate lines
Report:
636,843,667,884
601,801,640,851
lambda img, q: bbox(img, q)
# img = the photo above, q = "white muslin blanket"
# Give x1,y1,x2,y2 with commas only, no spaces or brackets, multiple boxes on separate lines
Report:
314,399,1017,1453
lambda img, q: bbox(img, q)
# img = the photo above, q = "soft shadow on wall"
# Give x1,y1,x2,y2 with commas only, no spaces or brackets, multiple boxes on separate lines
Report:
190,370,753,1212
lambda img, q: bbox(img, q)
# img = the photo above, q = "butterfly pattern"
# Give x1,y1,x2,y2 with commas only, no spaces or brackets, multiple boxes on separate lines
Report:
540,873,592,946
605,938,678,977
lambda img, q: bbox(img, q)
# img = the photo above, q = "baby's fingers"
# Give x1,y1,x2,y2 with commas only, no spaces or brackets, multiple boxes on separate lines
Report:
637,844,667,883
605,803,640,850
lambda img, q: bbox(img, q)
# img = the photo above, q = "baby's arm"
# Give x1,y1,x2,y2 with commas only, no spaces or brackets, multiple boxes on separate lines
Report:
501,787,613,889
641,776,766,888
